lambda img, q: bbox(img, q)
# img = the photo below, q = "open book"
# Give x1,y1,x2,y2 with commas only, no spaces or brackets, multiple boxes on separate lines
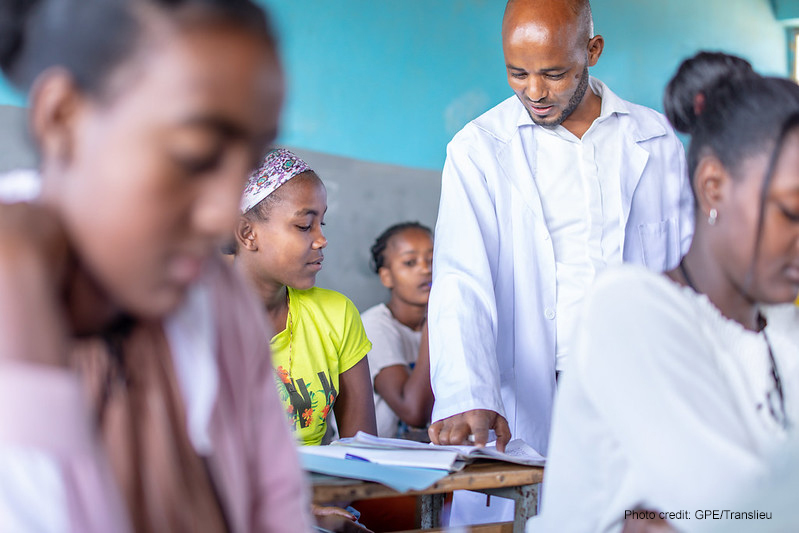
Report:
301,431,545,473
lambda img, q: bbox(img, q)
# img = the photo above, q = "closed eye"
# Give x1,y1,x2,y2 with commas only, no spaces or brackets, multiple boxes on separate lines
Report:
776,201,799,222
172,151,223,176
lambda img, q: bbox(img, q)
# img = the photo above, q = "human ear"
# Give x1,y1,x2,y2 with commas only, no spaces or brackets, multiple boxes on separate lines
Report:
378,266,394,290
236,218,258,252
28,68,83,169
587,35,604,67
693,155,728,220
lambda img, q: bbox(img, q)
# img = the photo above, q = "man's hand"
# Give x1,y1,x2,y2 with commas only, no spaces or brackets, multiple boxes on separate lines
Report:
428,409,511,451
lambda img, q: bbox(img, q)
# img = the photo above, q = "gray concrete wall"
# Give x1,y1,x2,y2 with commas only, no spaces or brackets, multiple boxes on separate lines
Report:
291,148,440,311
0,106,36,172
0,105,441,311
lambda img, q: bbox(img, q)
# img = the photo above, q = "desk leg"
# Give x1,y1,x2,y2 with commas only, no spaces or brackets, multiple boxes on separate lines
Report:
419,493,445,528
479,483,539,533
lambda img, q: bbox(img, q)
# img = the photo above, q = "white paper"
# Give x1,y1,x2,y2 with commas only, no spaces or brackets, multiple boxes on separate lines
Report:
333,432,546,469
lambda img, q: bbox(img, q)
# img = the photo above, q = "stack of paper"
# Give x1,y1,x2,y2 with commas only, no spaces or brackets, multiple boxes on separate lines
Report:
301,432,544,473
301,440,465,471
299,432,545,492
336,432,546,468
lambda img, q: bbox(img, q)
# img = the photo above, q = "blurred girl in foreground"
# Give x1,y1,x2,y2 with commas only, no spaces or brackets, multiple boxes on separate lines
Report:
0,0,313,531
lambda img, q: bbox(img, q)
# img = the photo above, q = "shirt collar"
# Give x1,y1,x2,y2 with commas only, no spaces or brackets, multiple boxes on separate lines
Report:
591,77,629,122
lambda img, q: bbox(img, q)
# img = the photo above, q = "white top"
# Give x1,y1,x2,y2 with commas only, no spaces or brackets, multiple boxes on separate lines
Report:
530,265,799,533
0,168,41,202
534,79,625,370
694,430,799,533
362,303,423,437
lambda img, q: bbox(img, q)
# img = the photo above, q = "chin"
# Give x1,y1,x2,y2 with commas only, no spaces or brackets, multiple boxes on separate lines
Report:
124,285,190,320
410,295,430,306
530,114,564,129
759,283,799,306
292,277,318,291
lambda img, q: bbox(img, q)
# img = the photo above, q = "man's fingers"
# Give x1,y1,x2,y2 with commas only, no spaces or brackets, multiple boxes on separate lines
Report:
492,415,512,452
428,421,443,444
468,414,490,447
448,422,473,446
431,411,506,448
437,421,454,445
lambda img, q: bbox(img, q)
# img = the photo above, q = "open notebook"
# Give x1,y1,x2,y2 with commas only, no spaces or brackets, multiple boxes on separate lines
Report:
301,431,546,473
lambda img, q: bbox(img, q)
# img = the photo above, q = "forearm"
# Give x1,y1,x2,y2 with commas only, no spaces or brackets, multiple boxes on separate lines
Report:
429,145,505,420
428,293,505,421
385,330,433,427
334,358,378,437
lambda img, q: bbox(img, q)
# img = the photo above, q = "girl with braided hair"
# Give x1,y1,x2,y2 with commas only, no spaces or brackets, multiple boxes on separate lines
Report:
362,222,434,439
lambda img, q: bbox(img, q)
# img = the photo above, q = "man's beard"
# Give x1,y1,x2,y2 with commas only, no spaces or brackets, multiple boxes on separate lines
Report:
535,64,590,129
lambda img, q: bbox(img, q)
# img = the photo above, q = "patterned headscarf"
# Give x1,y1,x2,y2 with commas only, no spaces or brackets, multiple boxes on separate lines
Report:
240,148,312,214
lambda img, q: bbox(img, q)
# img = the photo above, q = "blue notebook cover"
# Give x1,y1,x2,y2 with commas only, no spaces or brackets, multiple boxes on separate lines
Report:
300,453,449,492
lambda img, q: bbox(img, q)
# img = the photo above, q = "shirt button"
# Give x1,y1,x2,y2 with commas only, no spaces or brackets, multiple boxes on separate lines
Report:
543,233,550,241
545,307,556,320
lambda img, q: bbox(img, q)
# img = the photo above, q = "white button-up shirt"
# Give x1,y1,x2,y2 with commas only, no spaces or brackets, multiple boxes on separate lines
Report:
534,81,626,370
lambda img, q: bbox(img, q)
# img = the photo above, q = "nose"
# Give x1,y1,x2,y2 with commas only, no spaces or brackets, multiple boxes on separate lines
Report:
421,258,432,274
312,226,327,250
525,76,546,103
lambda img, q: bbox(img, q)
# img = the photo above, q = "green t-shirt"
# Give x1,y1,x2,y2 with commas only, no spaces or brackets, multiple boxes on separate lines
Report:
271,286,371,446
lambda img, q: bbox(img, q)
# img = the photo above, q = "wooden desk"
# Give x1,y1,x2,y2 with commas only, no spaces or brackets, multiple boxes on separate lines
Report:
308,462,544,533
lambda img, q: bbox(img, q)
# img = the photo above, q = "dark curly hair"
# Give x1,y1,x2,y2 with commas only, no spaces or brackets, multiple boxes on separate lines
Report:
369,221,432,274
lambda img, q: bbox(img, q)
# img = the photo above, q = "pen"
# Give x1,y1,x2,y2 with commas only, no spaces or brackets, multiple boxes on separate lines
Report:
344,453,371,462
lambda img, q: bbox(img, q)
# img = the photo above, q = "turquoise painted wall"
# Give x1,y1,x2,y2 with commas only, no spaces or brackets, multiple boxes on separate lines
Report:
0,76,24,107
774,0,799,21
590,0,787,116
0,0,789,170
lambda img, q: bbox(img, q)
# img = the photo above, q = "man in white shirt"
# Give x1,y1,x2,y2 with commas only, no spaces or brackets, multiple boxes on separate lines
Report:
427,0,694,524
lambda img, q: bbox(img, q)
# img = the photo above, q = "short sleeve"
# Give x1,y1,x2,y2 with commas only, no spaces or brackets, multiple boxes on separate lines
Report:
362,307,408,382
337,297,372,374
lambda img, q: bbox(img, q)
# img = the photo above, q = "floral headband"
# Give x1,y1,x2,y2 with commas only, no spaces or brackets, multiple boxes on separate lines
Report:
240,148,312,214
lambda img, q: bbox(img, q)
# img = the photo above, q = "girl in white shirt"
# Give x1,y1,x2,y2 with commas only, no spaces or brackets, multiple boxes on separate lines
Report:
362,222,434,438
531,52,799,533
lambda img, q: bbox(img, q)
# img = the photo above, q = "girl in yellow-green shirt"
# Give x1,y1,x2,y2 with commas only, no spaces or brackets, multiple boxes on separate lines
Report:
228,148,376,446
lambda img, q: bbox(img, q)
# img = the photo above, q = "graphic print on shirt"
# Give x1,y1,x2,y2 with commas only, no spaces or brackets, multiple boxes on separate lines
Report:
276,366,337,430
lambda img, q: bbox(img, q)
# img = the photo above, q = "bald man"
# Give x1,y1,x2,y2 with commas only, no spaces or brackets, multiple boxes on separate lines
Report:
427,0,694,525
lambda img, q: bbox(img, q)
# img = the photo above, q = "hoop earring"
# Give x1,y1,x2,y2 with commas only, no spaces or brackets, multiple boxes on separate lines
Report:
708,208,718,226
